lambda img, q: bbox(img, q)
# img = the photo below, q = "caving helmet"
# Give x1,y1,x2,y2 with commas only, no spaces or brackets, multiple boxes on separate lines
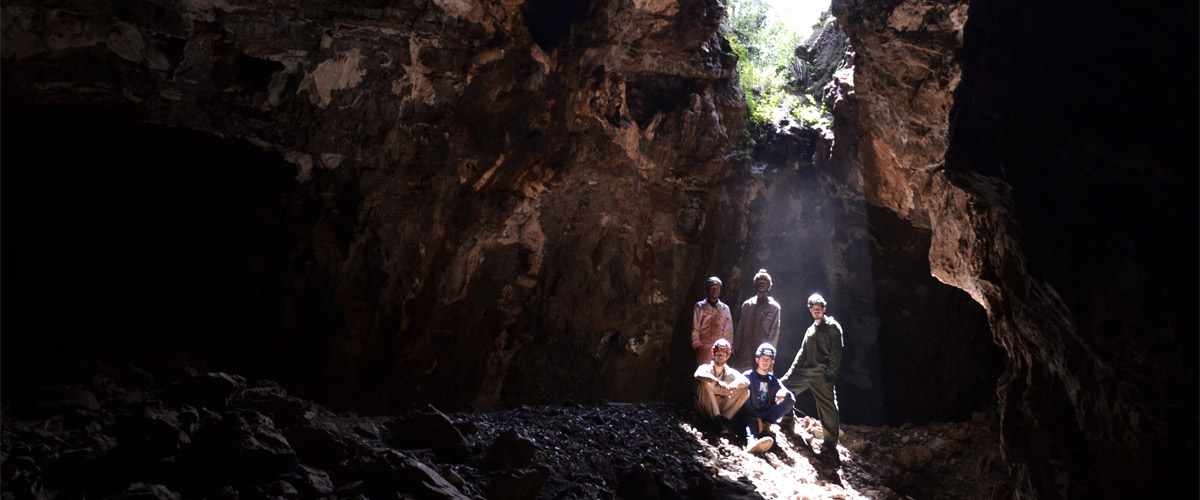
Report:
753,269,773,291
712,338,733,356
755,343,776,359
705,276,723,290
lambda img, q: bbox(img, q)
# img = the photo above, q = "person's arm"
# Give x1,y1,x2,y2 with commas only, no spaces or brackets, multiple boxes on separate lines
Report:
771,375,792,403
691,303,703,349
721,304,734,342
733,301,748,355
767,300,781,348
780,326,811,383
826,322,843,381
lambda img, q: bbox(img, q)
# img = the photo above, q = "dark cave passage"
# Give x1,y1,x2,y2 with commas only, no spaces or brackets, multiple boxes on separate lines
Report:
1,107,333,404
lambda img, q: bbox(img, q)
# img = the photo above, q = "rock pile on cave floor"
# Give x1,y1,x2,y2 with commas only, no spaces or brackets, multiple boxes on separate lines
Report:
1,368,1008,499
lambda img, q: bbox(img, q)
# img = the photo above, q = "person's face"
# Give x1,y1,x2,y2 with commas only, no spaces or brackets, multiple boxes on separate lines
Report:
707,284,721,302
713,350,729,366
809,302,826,320
754,278,770,294
755,355,774,372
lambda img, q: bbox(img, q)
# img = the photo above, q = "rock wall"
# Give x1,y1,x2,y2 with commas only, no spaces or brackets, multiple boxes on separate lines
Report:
831,0,1198,496
5,0,1194,496
3,0,1001,430
1,0,750,412
728,120,1000,427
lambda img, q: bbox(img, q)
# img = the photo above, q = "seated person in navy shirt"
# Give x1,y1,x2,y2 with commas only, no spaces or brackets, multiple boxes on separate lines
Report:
739,343,795,453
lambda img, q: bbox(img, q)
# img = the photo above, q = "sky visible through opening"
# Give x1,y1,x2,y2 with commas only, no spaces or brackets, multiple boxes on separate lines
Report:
770,0,831,38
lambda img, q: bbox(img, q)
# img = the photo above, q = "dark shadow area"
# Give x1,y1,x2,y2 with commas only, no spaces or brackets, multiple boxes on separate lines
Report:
944,0,1198,495
867,205,1003,425
2,106,331,406
625,75,703,129
521,0,593,50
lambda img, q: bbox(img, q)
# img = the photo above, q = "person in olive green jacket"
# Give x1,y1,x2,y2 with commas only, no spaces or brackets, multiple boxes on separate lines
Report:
780,293,843,454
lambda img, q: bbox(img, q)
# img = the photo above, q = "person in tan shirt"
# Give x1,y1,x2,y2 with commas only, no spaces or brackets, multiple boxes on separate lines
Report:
693,339,749,434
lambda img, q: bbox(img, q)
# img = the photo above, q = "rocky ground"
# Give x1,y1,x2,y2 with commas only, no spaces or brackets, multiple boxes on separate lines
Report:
1,367,1009,499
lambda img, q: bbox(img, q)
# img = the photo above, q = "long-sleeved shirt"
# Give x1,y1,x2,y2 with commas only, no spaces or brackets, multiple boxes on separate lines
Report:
694,361,749,388
782,316,843,381
731,295,781,371
742,369,788,414
691,299,733,366
692,299,733,348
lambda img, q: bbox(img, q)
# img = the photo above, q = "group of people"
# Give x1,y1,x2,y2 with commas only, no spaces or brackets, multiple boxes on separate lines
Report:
690,270,843,457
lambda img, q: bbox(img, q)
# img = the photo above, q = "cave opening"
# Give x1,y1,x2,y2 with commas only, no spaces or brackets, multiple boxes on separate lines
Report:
1,106,334,411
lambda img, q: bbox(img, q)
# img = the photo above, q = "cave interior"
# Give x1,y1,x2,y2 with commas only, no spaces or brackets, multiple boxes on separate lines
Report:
1,0,1196,498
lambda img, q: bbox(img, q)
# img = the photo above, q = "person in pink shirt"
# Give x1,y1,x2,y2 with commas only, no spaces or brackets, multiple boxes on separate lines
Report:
691,276,733,367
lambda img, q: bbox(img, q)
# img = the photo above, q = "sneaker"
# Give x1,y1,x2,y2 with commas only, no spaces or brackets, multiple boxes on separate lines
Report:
746,436,774,454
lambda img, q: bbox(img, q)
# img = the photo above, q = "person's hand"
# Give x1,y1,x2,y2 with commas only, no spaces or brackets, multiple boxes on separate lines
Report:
719,382,734,397
775,389,787,404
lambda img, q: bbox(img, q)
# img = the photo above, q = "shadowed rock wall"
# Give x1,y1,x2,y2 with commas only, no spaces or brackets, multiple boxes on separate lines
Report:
1,0,1003,430
1,0,750,412
831,0,1198,496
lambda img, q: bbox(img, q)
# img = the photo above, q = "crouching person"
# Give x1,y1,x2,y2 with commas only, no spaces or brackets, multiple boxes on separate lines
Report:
694,339,749,434
739,343,795,453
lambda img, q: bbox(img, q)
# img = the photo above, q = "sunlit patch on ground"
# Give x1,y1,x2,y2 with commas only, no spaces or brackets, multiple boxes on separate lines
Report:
682,416,876,499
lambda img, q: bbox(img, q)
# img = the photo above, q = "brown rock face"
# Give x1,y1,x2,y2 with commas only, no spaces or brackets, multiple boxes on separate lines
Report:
832,0,967,226
2,0,752,412
4,0,1195,497
832,0,1198,497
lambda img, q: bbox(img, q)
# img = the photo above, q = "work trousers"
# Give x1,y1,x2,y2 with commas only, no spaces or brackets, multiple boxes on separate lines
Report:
784,376,840,446
694,380,750,420
738,391,795,438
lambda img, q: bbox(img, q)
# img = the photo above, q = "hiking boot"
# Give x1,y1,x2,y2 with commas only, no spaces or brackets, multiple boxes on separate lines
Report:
746,436,774,454
715,416,734,435
779,412,796,433
817,442,839,462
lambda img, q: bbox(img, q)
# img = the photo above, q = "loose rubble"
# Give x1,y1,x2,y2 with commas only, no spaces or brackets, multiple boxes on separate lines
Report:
1,368,1008,499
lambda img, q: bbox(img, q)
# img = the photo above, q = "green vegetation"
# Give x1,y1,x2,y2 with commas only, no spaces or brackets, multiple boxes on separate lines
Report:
723,0,830,129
